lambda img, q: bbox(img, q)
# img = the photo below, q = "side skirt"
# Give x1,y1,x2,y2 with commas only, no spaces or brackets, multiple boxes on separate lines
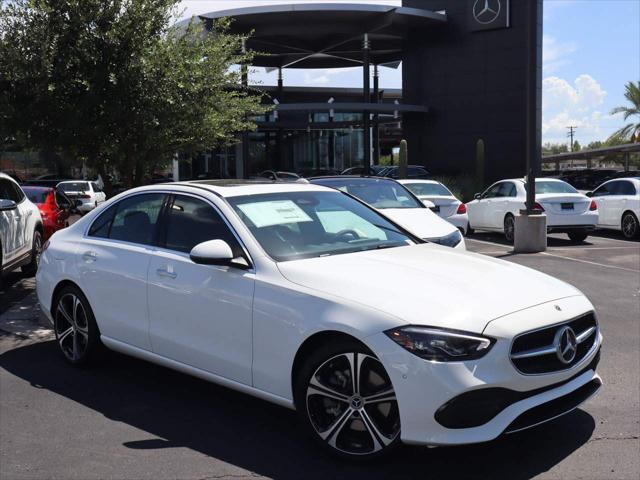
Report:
100,336,296,410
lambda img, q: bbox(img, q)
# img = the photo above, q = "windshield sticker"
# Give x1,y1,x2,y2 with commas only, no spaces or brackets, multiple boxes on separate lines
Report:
237,200,313,228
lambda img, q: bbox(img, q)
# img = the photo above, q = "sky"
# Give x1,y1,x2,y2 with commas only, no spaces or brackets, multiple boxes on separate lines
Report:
178,0,640,146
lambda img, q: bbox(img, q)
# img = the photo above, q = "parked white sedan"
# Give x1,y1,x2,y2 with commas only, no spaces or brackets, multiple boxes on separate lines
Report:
37,181,602,459
310,176,465,249
57,180,106,213
467,178,598,243
398,179,469,234
589,177,640,239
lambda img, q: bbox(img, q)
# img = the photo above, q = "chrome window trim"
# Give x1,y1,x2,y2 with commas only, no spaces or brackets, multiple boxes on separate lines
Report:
83,188,255,272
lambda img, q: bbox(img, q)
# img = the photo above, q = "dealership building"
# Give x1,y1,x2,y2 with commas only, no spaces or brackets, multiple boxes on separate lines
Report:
179,0,540,184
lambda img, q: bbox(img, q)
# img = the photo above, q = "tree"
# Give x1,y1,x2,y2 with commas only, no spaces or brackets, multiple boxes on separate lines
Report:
0,0,266,187
608,81,640,144
572,140,581,152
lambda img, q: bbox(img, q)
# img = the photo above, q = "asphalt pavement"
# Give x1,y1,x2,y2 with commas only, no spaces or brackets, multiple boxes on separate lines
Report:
0,231,638,479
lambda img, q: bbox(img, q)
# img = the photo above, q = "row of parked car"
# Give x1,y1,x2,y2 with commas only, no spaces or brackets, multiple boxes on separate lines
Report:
0,174,107,284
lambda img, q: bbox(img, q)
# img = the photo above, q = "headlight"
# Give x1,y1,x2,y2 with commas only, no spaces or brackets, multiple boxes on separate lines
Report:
385,326,495,362
426,230,462,248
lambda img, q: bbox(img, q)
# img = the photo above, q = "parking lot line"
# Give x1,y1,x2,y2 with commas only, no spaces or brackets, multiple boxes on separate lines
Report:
549,246,640,251
539,251,640,273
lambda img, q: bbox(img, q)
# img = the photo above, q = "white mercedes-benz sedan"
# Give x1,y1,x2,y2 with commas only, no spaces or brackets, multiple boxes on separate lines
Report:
398,179,469,235
36,181,602,459
309,176,465,249
466,178,599,243
589,177,640,239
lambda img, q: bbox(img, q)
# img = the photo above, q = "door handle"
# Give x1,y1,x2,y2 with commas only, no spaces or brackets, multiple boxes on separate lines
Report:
82,251,98,262
156,268,177,279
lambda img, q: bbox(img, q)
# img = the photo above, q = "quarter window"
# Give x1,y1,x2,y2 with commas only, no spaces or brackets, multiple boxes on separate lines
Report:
162,195,244,257
612,181,636,196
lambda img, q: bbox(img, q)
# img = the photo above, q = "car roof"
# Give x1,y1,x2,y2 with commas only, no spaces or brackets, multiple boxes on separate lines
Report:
181,179,331,198
21,185,53,191
397,179,439,184
309,175,398,182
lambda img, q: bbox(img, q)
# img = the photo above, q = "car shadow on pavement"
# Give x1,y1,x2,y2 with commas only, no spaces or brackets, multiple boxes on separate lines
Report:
0,340,596,480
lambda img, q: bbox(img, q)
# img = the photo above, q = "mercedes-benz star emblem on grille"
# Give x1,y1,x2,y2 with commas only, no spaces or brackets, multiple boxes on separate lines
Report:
473,0,501,25
554,326,578,364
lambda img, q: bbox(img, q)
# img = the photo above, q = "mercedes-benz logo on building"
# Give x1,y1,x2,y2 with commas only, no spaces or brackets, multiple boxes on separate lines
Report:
473,0,501,25
554,326,578,364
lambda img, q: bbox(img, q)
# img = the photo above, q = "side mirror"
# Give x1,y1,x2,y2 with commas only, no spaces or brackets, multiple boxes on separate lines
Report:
75,199,83,207
474,193,482,200
422,199,436,209
586,191,594,197
190,240,235,267
0,199,17,211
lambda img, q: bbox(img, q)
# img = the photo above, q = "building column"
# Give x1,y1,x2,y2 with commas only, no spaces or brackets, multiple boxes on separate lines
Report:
241,39,250,178
373,64,380,165
362,33,371,172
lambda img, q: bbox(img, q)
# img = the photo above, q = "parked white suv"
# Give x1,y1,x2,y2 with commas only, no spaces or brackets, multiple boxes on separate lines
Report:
0,173,44,285
56,180,106,213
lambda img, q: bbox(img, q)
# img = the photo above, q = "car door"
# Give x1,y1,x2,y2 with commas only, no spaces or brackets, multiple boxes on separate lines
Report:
77,192,167,350
486,182,515,229
148,193,254,385
469,183,502,228
0,179,20,263
609,180,635,227
591,182,613,225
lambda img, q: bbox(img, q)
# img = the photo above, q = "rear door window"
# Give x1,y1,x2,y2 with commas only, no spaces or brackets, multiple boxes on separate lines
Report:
88,193,166,245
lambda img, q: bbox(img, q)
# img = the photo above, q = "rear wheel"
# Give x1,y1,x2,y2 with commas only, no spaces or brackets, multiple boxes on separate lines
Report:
504,214,515,244
295,340,400,459
621,212,639,239
568,229,589,242
53,285,101,365
21,230,42,276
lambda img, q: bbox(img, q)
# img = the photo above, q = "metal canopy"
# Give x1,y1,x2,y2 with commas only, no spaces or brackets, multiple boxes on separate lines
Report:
196,3,446,69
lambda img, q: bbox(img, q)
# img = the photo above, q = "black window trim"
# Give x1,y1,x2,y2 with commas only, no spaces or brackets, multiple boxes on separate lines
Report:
2,177,26,204
85,189,254,270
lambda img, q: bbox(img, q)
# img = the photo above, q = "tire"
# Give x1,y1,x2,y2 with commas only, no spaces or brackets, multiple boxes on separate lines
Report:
568,230,589,242
466,224,474,236
294,339,401,459
621,212,639,239
52,285,101,365
21,230,42,276
504,214,515,244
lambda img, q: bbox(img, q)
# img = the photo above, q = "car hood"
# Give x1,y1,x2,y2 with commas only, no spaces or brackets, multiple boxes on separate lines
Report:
378,208,457,239
277,244,581,334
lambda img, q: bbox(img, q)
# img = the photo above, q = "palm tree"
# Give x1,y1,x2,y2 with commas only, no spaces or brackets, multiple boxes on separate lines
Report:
608,81,640,144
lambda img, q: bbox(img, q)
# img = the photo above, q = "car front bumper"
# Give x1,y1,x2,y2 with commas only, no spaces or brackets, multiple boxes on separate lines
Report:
367,295,602,446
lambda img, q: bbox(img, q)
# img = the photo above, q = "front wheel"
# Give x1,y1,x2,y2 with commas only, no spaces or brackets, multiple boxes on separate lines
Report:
53,285,101,365
568,230,589,242
621,212,639,239
21,230,42,276
295,341,401,459
504,214,515,244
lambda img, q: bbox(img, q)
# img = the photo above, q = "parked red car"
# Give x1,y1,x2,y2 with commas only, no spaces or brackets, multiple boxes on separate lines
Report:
21,186,74,240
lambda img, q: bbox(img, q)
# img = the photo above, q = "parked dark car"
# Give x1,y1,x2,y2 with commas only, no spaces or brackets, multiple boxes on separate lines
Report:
378,165,431,179
340,165,387,176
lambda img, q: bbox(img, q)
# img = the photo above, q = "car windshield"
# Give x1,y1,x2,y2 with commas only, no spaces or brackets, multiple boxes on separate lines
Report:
535,180,578,194
403,182,452,197
21,187,50,204
311,178,421,209
58,182,89,193
228,191,415,261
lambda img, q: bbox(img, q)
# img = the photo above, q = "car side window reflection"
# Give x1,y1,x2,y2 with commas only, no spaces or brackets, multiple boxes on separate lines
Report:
482,183,503,199
162,195,244,258
88,193,165,245
592,184,611,197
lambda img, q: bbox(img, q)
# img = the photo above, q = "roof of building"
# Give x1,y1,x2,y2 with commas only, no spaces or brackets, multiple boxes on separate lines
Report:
188,3,446,69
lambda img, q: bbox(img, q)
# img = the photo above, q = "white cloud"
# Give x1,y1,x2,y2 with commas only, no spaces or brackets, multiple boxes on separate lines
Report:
542,74,608,143
543,35,577,74
303,67,360,86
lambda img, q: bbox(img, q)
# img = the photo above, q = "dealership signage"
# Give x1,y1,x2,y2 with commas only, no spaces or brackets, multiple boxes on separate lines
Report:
469,0,510,31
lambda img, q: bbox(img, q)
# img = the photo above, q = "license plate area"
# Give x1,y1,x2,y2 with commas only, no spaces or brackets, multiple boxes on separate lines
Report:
561,203,574,210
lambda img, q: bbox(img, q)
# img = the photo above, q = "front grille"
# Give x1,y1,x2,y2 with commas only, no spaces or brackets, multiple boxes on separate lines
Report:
511,312,598,374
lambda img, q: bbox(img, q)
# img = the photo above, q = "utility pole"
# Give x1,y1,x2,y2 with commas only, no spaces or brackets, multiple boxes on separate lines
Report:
567,126,578,151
